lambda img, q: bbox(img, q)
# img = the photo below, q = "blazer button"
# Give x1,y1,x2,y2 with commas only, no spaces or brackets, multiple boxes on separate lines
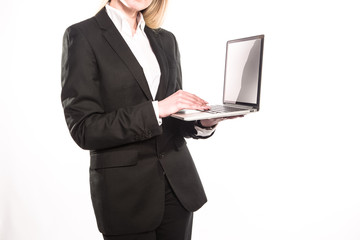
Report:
159,153,165,159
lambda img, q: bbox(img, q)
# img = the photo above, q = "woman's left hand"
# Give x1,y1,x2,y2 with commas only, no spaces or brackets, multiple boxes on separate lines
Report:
200,115,244,128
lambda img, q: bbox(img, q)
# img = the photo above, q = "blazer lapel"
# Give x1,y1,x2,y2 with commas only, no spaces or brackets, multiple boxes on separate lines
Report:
95,8,153,100
145,27,169,101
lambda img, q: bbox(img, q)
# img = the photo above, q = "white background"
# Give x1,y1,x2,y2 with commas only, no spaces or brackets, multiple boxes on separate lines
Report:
1,0,360,239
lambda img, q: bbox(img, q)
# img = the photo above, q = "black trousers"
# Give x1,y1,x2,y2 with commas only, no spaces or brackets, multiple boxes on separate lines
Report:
103,176,193,240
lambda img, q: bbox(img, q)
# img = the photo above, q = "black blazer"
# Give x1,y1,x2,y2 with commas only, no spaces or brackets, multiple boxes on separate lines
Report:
61,8,208,235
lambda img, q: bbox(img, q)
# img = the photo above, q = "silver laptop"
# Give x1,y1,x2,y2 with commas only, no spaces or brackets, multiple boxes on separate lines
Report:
171,34,264,121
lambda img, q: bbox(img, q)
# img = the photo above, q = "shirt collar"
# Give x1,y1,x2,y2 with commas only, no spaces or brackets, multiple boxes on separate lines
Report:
105,3,146,37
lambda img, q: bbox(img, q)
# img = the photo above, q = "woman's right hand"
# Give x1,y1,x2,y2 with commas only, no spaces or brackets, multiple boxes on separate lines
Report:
158,90,210,118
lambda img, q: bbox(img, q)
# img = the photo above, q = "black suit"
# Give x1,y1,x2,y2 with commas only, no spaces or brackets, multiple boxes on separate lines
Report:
61,8,208,236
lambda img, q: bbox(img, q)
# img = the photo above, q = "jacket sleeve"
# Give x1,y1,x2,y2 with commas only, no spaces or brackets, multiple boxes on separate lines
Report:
168,31,214,139
61,26,162,150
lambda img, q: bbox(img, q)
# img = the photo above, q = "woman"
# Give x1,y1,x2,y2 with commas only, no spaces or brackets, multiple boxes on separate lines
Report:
61,0,228,239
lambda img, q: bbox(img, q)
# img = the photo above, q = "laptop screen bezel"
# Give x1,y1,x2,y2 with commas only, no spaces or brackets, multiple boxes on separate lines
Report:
222,35,264,111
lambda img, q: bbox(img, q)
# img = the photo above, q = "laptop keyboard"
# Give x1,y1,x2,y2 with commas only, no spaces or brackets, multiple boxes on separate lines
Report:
205,105,247,114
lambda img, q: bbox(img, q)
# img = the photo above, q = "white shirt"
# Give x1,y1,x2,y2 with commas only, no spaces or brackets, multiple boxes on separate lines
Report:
106,4,162,125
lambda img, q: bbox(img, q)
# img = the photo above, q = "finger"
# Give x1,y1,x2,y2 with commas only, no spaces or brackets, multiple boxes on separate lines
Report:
176,91,208,106
180,95,208,108
178,101,209,111
176,96,209,110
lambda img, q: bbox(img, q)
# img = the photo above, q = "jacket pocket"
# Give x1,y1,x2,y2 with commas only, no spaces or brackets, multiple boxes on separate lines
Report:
90,150,138,170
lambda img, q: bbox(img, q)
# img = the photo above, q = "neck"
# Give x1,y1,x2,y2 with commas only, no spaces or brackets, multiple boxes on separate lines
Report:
109,1,139,35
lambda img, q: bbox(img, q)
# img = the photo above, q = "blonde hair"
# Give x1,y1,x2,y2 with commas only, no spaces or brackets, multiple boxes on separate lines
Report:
99,0,168,29
142,0,168,29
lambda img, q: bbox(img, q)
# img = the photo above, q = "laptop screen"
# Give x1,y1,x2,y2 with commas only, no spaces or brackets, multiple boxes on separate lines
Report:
223,35,263,108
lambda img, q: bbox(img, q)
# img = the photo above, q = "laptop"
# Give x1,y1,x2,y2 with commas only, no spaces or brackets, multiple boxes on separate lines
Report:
171,34,264,121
